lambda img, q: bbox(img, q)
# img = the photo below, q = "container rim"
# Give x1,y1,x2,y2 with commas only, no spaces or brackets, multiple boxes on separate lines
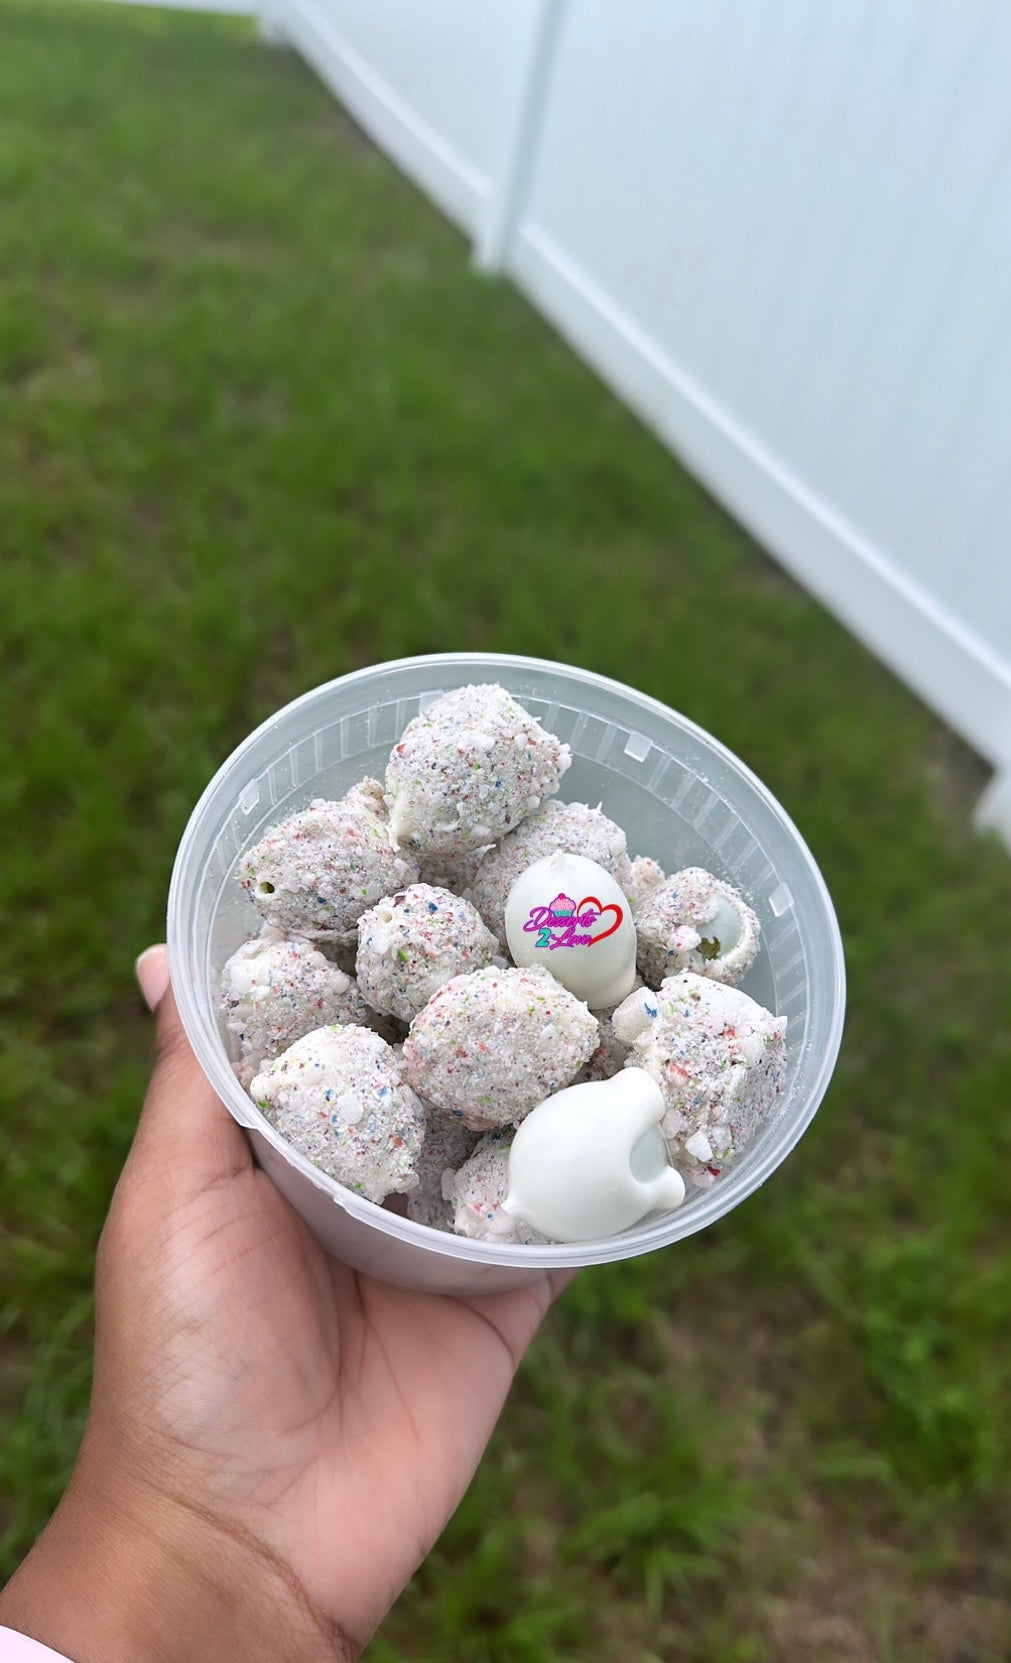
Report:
168,652,846,1270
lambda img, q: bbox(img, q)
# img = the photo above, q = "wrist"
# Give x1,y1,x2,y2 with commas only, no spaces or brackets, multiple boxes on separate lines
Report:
0,1457,358,1663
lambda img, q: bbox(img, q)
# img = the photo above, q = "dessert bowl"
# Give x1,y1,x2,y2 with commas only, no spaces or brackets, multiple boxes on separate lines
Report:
167,653,846,1294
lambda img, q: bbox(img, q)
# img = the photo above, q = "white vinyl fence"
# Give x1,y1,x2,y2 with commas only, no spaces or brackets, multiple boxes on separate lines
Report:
108,0,1011,836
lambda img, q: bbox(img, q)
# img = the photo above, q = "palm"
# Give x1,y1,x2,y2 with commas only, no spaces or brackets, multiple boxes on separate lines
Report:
95,1018,562,1643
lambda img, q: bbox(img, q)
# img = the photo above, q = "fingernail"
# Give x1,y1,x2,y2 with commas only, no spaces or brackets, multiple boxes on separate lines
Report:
135,945,170,1012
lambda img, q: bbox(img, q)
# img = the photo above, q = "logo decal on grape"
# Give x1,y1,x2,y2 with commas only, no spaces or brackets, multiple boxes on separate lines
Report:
521,891,624,950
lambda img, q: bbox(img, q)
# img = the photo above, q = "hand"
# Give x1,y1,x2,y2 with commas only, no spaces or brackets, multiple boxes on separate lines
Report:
0,945,569,1661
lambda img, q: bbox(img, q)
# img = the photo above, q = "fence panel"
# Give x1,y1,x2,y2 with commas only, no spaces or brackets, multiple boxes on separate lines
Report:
114,0,1011,823
261,0,543,234
508,0,1011,787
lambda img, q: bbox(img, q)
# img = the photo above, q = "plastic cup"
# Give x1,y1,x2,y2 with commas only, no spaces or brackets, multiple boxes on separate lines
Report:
168,653,845,1295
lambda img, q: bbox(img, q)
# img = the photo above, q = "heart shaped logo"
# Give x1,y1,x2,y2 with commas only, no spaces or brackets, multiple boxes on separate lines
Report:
576,896,623,945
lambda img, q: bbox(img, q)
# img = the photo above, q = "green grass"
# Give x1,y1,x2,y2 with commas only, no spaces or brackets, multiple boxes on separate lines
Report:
2,2,1010,1657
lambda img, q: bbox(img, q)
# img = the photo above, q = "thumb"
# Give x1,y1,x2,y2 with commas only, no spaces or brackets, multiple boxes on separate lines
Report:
128,944,252,1190
135,942,172,1015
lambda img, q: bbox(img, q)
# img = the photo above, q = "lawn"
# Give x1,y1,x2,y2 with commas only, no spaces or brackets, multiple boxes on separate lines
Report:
1,2,1010,1658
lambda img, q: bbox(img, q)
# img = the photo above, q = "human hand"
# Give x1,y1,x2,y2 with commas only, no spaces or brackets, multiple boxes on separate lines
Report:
0,945,569,1661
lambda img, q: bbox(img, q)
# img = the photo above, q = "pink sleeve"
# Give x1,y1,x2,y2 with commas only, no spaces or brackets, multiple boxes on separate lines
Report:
0,1631,75,1663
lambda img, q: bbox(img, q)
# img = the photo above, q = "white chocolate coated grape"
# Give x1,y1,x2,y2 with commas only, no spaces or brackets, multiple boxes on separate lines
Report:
503,1069,685,1242
504,851,637,1009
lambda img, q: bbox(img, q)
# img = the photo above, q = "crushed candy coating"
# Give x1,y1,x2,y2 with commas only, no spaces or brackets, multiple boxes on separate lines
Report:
615,971,786,1185
384,684,570,855
611,983,661,1047
250,1025,424,1202
626,855,666,916
241,781,418,938
635,867,760,986
445,1132,549,1244
402,964,598,1130
220,933,380,1085
356,883,502,1023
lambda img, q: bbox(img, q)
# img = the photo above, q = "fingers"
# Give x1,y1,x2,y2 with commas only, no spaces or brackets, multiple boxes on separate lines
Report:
136,944,171,1013
459,1266,577,1372
546,1267,578,1303
126,944,252,1192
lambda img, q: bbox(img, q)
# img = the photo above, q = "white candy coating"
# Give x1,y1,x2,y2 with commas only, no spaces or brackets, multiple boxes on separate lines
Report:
241,782,418,938
503,1070,685,1242
635,867,760,986
250,1025,424,1202
466,800,633,942
384,684,570,854
402,964,598,1130
505,851,637,1009
446,1132,549,1244
610,983,662,1047
614,971,787,1184
356,883,502,1022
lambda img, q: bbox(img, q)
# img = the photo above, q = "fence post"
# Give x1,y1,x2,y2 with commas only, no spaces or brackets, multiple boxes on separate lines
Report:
258,0,288,45
975,766,1011,846
473,0,567,274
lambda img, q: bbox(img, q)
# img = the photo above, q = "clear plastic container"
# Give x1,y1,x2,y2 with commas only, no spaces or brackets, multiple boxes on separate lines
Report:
168,654,845,1294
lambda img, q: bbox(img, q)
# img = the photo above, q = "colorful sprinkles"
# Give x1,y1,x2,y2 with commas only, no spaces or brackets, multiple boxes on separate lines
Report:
612,971,787,1187
384,683,571,855
240,779,418,938
220,933,377,1086
444,1132,549,1245
250,1025,425,1203
402,964,599,1131
356,883,502,1023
